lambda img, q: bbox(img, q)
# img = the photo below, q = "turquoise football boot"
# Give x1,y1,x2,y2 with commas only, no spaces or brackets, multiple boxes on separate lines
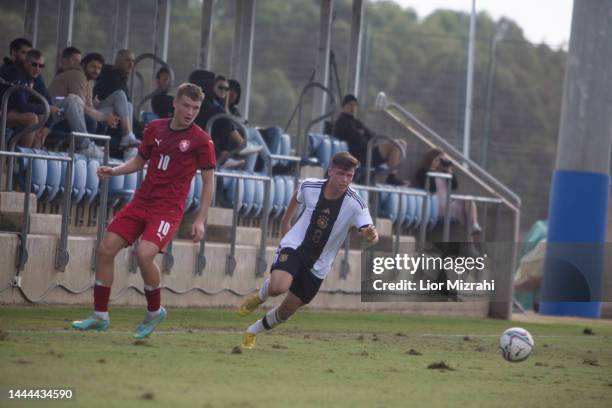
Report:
71,315,109,332
134,307,167,339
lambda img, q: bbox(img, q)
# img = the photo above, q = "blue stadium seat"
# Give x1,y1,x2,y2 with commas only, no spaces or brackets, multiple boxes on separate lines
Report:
283,176,295,212
241,178,255,216
219,171,246,210
71,154,88,204
331,139,348,157
190,173,203,212
279,132,291,166
43,151,62,203
412,194,424,230
308,133,331,168
184,176,195,209
16,147,47,199
378,188,400,222
122,170,138,203
83,158,100,205
141,111,159,125
428,194,440,230
55,152,74,203
272,176,285,218
403,192,417,229
251,179,264,217
106,159,126,206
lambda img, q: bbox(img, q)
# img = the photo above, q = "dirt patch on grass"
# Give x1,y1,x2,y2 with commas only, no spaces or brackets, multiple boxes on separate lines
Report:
427,361,455,371
406,349,422,356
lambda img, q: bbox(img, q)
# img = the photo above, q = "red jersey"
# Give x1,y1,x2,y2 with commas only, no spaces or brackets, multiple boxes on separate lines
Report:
133,118,216,212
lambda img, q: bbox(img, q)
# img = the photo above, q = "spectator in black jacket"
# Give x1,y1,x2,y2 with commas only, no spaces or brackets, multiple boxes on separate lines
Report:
151,67,174,118
0,38,32,77
188,71,260,167
228,79,243,119
93,49,139,149
332,94,407,185
0,49,60,148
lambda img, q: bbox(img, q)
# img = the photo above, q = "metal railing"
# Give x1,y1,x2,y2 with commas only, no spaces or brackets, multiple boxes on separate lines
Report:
205,113,302,276
295,82,337,160
64,132,112,272
364,134,406,186
384,101,520,209
128,53,174,117
1,77,51,190
0,151,71,281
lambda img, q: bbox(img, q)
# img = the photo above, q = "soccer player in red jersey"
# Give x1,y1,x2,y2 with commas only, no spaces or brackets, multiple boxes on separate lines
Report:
72,83,216,338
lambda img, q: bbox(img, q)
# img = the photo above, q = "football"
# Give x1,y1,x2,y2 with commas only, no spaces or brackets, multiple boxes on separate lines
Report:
499,327,534,362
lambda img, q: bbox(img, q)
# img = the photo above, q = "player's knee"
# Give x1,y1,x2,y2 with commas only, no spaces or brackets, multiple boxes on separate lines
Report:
268,281,290,297
97,241,119,259
135,246,156,265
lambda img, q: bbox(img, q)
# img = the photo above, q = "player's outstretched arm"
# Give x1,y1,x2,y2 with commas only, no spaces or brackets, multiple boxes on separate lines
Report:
191,169,214,242
280,191,299,237
359,224,379,247
96,155,146,180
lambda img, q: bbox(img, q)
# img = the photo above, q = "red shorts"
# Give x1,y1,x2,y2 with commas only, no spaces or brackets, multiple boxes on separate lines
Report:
106,201,182,251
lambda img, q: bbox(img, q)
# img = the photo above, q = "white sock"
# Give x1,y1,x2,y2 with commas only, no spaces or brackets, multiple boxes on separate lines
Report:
247,319,265,335
258,278,270,302
247,307,285,335
146,308,162,318
94,311,109,321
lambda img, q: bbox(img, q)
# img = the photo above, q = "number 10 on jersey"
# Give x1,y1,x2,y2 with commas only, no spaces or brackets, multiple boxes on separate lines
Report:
157,154,170,171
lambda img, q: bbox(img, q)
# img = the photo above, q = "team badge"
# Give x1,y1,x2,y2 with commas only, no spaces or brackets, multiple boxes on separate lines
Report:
279,253,289,263
179,139,191,152
316,215,328,229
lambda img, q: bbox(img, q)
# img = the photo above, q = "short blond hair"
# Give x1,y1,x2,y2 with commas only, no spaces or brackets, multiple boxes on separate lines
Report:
176,82,204,102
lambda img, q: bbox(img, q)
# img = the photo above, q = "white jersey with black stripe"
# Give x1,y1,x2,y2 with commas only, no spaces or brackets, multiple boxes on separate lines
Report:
279,178,373,279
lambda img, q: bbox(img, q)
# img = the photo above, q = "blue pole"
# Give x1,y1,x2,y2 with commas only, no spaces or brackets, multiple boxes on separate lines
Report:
540,0,612,318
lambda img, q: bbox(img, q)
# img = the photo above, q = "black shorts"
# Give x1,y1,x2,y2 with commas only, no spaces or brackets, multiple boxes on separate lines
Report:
271,247,323,304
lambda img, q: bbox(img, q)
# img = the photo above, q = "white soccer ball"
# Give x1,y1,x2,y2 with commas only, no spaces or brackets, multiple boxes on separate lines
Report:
499,327,534,362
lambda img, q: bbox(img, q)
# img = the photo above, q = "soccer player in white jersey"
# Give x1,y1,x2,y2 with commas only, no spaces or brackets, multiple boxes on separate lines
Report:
238,152,379,349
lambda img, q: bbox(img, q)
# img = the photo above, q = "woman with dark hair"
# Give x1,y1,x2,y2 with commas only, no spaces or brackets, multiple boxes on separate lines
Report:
227,79,242,119
414,148,482,241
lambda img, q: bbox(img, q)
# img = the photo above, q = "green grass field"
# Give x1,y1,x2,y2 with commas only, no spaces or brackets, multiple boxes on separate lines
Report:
1,306,611,407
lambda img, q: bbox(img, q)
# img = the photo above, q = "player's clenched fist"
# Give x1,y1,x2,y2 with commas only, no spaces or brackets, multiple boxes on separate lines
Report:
360,224,379,243
97,166,114,180
191,220,206,242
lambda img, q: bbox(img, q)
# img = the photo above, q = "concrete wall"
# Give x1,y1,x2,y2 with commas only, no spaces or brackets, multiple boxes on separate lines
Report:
0,232,489,318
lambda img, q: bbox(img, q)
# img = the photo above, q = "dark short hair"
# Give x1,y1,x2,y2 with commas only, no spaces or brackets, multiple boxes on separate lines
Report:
342,94,358,106
61,46,81,60
331,151,360,170
25,49,43,61
177,82,204,102
188,69,215,93
10,38,32,53
81,52,105,67
156,66,170,79
214,75,227,84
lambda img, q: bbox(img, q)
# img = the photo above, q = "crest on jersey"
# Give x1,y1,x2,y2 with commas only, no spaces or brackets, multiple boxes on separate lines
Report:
316,214,329,229
279,253,289,263
179,139,191,152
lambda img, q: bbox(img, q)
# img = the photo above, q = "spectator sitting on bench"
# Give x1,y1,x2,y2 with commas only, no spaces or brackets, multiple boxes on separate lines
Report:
55,46,81,75
0,49,59,148
189,71,260,167
332,94,407,186
0,38,32,77
49,52,123,159
414,148,482,242
151,66,174,118
93,49,140,154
